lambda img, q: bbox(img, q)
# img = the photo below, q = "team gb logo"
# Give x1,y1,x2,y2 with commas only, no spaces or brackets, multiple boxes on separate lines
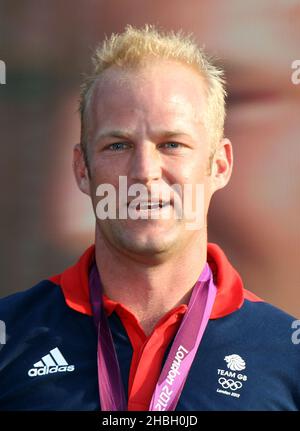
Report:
224,354,246,371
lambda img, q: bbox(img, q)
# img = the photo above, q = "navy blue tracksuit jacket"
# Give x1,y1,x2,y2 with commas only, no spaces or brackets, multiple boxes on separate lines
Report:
0,243,299,410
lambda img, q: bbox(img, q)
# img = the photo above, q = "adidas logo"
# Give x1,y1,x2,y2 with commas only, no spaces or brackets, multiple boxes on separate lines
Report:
28,347,75,377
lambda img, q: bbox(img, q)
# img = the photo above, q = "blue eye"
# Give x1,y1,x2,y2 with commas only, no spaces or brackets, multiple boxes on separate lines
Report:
166,142,179,148
160,142,181,149
109,142,128,151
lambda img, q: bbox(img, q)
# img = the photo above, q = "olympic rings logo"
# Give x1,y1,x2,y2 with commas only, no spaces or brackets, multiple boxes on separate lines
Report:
218,377,243,391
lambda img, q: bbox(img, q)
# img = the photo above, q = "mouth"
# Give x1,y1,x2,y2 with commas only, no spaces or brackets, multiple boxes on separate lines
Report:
127,200,170,210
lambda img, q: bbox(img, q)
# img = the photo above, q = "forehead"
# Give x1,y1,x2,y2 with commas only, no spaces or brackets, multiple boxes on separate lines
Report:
87,61,208,131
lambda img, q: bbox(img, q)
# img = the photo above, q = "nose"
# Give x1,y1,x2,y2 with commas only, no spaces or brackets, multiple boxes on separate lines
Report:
130,141,162,185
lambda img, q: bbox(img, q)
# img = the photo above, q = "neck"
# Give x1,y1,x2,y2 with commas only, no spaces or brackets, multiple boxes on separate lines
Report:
95,229,207,336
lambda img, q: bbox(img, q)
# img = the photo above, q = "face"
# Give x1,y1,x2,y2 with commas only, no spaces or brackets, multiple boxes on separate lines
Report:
74,60,232,259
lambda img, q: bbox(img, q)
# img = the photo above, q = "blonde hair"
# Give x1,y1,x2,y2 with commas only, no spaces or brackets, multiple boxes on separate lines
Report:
79,24,226,161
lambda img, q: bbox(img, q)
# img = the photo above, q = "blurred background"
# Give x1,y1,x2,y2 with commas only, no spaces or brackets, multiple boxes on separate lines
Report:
0,0,299,317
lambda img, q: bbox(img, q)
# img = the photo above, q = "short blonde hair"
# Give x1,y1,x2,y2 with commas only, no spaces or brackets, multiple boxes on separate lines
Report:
79,24,226,160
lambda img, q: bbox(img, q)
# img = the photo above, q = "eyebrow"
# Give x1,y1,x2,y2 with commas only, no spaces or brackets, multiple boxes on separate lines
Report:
95,130,132,141
95,129,192,141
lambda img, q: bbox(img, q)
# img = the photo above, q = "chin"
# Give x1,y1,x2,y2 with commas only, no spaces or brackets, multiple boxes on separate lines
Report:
108,220,182,257
124,240,169,256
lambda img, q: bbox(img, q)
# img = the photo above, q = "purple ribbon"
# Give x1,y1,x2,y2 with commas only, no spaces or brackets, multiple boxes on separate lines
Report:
89,265,127,411
89,261,217,411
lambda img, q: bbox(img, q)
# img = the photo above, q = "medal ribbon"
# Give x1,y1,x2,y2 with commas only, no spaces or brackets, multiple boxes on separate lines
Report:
89,261,216,411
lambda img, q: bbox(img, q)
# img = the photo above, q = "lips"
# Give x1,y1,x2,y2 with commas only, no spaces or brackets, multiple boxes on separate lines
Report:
128,200,170,210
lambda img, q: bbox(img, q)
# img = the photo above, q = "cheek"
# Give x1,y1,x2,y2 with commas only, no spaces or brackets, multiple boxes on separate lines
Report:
174,158,209,185
89,157,120,185
170,162,211,213
89,159,127,211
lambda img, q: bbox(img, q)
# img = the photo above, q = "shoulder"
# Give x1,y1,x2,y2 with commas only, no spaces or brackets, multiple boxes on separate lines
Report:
0,279,97,410
242,292,298,329
0,279,75,350
214,290,300,367
237,294,300,369
0,280,64,321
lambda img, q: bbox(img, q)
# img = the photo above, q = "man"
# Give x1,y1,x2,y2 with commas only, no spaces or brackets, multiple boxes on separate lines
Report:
0,25,299,411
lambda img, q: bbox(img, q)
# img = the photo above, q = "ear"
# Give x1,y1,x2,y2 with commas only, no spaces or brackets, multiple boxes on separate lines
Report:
210,138,233,193
73,144,91,196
